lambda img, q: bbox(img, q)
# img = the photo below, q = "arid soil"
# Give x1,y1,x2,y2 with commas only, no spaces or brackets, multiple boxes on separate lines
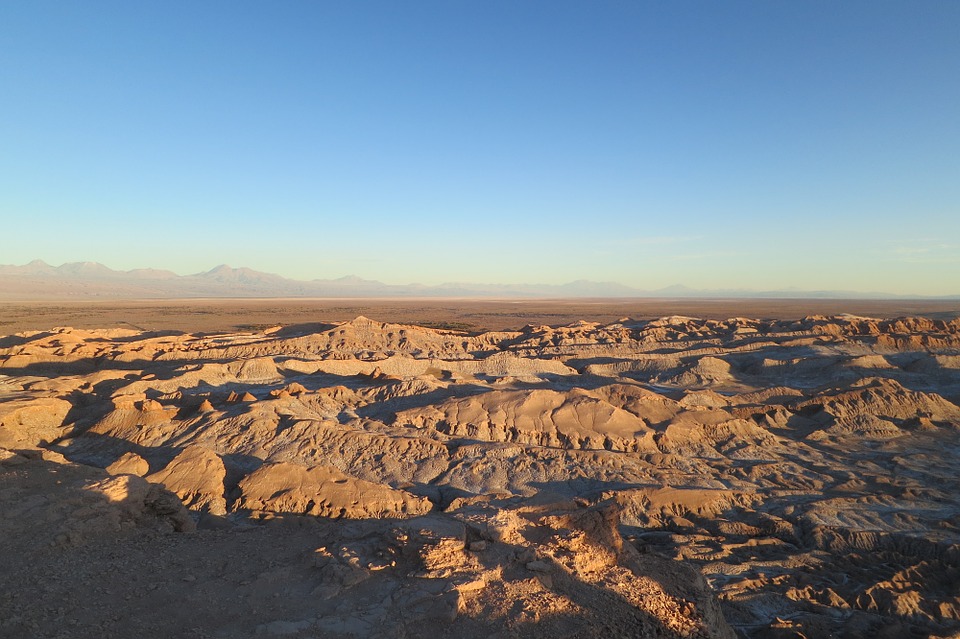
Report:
2,298,959,334
2,309,960,638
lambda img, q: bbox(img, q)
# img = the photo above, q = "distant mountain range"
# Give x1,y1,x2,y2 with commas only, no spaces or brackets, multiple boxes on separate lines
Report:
0,260,956,300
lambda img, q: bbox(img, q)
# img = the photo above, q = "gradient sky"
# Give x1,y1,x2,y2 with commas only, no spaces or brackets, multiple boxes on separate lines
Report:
2,2,958,295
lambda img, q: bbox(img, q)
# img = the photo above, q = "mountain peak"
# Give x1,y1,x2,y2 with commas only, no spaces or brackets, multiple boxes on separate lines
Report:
204,264,234,275
55,261,114,276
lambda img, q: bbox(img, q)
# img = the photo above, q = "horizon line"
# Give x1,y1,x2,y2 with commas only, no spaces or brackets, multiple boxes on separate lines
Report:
3,258,960,300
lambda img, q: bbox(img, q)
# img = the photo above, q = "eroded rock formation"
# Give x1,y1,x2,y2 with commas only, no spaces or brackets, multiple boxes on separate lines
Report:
2,314,960,637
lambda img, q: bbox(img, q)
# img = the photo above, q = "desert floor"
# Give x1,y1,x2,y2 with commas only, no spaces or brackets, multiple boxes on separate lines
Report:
1,297,958,334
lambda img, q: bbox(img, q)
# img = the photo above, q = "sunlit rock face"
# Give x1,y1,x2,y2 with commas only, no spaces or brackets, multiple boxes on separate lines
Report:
2,314,960,637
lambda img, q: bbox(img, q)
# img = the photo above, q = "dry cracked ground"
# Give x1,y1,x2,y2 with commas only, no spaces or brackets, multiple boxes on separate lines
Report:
2,314,960,638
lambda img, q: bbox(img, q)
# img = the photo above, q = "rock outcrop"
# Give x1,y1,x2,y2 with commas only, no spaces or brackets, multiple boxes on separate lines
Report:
237,462,433,519
2,313,960,637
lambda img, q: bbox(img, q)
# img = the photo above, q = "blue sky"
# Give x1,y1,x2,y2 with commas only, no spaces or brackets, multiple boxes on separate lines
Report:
2,2,958,294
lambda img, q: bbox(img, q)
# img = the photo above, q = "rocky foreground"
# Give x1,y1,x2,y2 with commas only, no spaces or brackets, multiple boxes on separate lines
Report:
2,314,960,638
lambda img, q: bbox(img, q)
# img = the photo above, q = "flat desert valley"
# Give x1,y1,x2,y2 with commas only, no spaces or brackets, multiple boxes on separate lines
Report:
3,297,960,334
2,299,960,638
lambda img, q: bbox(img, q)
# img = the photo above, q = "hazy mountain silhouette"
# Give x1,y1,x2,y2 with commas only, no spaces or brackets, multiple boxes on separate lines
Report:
0,260,955,300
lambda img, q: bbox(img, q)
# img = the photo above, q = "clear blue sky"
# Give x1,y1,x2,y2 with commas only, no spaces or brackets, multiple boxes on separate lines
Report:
2,2,958,294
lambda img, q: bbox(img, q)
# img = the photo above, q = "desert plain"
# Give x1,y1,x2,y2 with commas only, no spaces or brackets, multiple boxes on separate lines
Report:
2,298,960,638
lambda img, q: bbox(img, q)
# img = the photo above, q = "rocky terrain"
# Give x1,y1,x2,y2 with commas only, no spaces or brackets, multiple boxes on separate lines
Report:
3,313,960,638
